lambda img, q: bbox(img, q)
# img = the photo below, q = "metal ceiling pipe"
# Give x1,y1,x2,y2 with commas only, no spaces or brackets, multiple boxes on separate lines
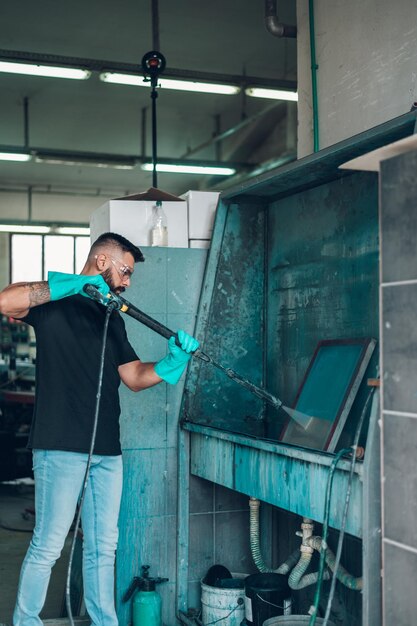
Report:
265,0,297,38
181,102,286,159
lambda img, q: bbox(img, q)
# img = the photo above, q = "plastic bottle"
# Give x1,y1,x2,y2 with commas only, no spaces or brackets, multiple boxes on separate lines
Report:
132,577,162,626
150,201,168,247
123,565,168,626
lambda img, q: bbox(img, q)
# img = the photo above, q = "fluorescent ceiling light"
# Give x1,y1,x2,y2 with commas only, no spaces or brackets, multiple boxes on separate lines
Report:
100,72,240,95
0,224,90,235
0,224,50,234
0,152,31,162
141,163,236,176
161,78,239,95
245,87,298,102
56,227,90,236
0,61,90,80
34,155,135,170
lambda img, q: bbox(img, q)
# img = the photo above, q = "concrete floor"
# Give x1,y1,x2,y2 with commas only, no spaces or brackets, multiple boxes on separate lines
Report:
0,482,73,625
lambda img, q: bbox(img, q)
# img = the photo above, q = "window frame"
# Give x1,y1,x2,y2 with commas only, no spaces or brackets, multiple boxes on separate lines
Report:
9,232,90,283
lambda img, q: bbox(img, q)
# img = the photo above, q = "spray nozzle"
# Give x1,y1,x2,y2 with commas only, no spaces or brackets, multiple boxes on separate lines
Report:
83,284,123,310
122,565,169,602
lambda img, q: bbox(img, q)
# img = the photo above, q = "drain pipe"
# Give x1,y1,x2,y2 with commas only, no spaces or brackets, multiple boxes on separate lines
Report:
249,497,300,574
288,519,330,590
307,536,363,591
265,0,297,38
250,499,361,592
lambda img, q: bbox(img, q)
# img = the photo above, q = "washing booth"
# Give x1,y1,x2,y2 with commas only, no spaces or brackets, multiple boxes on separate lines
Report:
175,111,417,626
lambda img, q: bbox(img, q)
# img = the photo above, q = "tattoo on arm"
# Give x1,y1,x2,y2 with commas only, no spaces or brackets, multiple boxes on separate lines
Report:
28,282,50,307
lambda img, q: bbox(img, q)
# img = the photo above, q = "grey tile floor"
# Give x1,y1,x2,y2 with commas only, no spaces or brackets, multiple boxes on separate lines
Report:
0,483,72,625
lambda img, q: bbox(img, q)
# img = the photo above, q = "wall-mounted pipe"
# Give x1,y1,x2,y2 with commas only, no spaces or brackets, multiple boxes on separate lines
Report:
309,0,320,151
265,0,297,38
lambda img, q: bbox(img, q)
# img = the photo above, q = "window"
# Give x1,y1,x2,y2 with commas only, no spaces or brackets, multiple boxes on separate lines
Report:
11,235,43,283
10,233,90,282
44,236,74,275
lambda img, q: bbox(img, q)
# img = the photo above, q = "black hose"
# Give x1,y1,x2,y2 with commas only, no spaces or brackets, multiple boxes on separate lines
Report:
309,447,352,626
322,388,376,625
65,301,118,626
310,387,376,625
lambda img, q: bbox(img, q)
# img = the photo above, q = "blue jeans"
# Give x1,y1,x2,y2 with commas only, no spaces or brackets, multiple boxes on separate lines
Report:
13,450,123,626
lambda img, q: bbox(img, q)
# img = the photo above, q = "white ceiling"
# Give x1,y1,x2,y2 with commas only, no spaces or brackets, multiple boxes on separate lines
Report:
0,0,297,198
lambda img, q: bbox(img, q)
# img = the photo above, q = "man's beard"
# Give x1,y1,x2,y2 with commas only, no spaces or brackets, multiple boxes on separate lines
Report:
101,268,125,294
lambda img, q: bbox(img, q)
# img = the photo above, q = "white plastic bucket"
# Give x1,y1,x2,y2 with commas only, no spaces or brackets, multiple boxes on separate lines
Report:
263,616,336,626
201,574,246,626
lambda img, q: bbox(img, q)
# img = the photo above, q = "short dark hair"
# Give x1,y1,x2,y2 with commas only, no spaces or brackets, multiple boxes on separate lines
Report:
91,232,145,263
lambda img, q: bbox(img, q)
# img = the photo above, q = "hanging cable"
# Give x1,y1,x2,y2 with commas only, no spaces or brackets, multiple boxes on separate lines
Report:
65,301,118,626
322,387,376,626
308,447,352,626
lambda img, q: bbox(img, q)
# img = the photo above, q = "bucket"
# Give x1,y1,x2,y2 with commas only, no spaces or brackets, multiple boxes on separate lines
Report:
263,616,336,626
244,573,291,626
201,573,246,626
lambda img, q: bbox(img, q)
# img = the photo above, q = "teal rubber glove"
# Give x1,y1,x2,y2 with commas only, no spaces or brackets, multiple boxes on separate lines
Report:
48,271,110,302
154,329,199,385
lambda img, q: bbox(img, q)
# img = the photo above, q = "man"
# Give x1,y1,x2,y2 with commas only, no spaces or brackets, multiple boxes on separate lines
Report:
0,232,199,626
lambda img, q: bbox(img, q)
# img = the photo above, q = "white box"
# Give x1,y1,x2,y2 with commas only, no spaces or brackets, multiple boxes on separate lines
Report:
90,199,188,248
181,190,220,240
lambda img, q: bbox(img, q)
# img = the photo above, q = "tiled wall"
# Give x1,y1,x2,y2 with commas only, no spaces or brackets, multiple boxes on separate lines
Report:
380,149,417,626
187,475,257,611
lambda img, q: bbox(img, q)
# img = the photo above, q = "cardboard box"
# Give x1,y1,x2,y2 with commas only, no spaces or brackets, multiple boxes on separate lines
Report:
181,190,220,240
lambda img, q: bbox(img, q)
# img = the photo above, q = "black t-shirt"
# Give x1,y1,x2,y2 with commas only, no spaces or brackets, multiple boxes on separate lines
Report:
23,295,139,455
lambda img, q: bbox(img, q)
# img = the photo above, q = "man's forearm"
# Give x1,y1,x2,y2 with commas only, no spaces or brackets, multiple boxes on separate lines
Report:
27,282,51,307
0,281,51,318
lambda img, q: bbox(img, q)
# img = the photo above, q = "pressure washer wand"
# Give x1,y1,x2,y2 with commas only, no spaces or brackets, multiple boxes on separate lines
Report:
84,285,283,410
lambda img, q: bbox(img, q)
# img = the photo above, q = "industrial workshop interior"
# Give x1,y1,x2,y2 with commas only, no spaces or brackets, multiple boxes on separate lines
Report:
0,1,416,625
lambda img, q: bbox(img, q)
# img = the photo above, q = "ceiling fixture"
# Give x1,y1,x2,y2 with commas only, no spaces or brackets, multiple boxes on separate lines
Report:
245,87,298,101
0,60,90,80
0,151,31,162
0,224,50,234
34,154,136,170
55,226,90,235
100,72,240,95
0,224,90,235
0,50,297,95
141,162,236,176
0,144,245,174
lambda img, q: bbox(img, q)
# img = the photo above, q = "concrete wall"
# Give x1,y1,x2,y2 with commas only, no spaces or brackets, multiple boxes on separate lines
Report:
296,0,417,157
